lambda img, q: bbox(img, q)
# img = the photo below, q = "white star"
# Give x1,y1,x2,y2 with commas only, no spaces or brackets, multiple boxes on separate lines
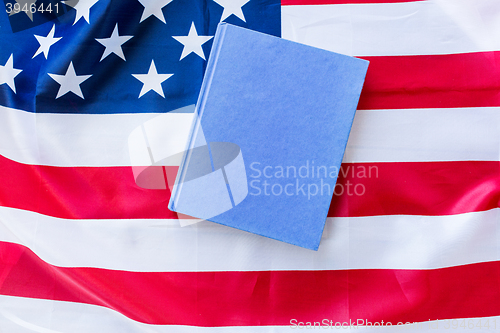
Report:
95,24,133,61
33,25,62,59
213,0,250,22
61,0,99,25
137,0,173,24
172,22,213,61
0,54,22,94
48,62,92,99
132,60,173,98
9,0,37,21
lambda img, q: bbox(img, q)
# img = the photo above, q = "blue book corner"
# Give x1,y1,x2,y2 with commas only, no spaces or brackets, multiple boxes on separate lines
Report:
169,23,369,250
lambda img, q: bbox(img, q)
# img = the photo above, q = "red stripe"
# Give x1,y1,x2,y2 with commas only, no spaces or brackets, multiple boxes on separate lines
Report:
0,154,178,219
1,155,500,219
282,0,424,5
1,241,499,326
358,52,500,110
329,161,500,217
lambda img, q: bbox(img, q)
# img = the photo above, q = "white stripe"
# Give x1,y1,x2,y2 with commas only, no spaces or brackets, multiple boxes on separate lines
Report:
0,105,188,167
345,107,500,163
0,295,499,332
3,105,500,165
1,206,500,272
282,0,500,56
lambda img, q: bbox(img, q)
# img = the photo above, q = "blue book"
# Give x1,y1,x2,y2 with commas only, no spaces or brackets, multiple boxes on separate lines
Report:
168,23,368,250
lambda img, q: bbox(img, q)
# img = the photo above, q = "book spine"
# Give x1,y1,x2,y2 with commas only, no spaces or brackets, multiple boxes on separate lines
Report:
168,23,228,211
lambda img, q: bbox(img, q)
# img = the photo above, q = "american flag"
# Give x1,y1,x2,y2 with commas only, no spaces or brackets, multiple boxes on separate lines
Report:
1,0,500,331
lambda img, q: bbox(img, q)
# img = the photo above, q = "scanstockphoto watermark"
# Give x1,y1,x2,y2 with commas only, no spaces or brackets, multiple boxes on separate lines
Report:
248,161,378,199
290,318,500,330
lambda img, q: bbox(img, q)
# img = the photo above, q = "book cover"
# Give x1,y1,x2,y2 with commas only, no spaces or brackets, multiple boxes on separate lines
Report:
168,23,368,250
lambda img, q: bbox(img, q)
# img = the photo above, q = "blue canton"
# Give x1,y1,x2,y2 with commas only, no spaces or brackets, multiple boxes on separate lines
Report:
0,0,280,113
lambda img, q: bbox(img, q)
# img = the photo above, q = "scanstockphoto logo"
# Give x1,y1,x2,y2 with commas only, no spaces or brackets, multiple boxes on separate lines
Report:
127,105,249,222
248,161,378,199
170,140,248,220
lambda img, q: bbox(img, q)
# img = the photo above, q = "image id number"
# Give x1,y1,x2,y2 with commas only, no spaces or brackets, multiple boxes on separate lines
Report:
5,2,60,15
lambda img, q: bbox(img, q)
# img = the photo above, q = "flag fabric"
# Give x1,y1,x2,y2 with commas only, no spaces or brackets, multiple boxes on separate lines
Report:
1,0,500,331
